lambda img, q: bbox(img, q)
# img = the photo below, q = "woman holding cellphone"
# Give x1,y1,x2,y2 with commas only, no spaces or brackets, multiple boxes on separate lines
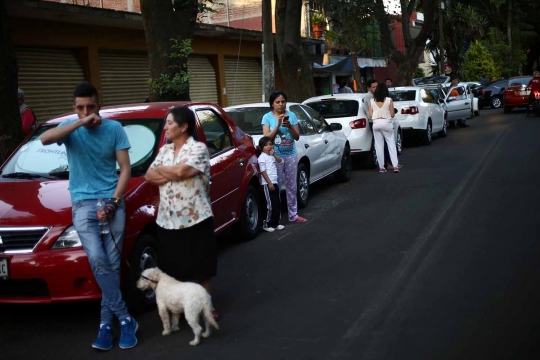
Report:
261,90,307,223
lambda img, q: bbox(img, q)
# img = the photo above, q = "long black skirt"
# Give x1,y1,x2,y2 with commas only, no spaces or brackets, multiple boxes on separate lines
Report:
157,217,217,282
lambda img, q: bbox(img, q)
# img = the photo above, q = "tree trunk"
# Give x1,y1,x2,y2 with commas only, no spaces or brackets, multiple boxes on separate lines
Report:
140,0,198,101
0,1,24,164
373,0,436,85
350,53,366,93
262,0,275,100
507,0,512,50
275,0,314,102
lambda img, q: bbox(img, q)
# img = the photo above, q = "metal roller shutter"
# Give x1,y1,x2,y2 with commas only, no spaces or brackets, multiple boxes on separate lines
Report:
99,51,150,106
225,57,262,106
16,48,86,122
188,56,219,104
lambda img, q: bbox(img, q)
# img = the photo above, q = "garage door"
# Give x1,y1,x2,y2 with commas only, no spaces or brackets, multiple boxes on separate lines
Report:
225,57,262,106
99,51,150,106
16,48,86,122
188,56,219,104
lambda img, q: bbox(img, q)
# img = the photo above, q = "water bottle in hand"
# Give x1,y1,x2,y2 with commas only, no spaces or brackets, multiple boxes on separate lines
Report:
96,199,110,234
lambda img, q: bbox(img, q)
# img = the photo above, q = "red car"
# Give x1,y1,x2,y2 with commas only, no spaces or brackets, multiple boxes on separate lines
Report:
503,76,533,113
0,102,261,311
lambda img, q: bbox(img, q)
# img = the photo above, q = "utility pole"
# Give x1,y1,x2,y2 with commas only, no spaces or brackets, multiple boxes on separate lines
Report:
439,0,445,76
262,0,275,100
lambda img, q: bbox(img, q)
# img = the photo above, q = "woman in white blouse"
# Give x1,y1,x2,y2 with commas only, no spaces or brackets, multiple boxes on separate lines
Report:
145,106,218,319
369,82,399,173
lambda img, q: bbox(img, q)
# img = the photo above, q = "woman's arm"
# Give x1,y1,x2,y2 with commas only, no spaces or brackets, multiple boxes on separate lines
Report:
145,168,171,185
389,99,395,118
156,163,201,181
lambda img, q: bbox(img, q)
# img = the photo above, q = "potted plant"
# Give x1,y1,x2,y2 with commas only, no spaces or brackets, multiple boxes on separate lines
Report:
311,13,325,38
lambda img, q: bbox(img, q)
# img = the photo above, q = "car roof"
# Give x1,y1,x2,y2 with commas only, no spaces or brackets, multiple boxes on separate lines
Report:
389,86,422,91
303,93,366,102
509,75,532,79
44,101,216,124
224,102,300,110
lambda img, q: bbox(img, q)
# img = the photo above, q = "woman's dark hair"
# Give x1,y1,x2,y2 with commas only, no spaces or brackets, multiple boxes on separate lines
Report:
73,81,99,103
258,136,273,149
373,82,389,102
269,90,288,109
167,106,196,137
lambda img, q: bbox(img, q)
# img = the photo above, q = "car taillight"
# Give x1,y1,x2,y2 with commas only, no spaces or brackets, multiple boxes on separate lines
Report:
401,106,419,115
482,90,488,95
349,119,367,129
534,90,540,99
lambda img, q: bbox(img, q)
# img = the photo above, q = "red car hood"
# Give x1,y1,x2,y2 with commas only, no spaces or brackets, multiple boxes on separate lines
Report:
0,180,72,227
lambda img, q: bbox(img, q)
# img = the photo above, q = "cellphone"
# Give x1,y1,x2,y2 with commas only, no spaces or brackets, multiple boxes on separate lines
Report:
283,116,290,122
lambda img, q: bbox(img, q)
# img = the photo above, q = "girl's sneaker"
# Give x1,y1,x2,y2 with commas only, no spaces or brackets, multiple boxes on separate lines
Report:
262,227,275,232
379,168,387,173
393,167,400,173
275,225,285,230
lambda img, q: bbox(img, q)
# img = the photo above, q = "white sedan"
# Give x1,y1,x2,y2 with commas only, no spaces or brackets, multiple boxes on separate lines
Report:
389,87,446,145
224,103,351,209
303,93,402,168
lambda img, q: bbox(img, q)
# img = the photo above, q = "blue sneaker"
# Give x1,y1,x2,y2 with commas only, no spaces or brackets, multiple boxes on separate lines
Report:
92,323,113,351
119,316,138,349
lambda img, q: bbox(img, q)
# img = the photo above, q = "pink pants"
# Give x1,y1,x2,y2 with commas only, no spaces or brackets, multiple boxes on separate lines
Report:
277,155,298,221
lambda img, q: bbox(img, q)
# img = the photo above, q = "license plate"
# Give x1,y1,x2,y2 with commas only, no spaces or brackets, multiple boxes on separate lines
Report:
0,258,9,279
516,91,528,96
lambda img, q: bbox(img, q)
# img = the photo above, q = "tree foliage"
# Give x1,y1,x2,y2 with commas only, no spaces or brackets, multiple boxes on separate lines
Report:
482,27,527,77
427,2,487,79
149,39,193,99
462,41,498,81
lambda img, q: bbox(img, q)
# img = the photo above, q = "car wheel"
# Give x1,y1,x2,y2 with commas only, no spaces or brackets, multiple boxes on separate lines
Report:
491,96,502,109
297,162,309,209
438,119,448,137
234,184,260,241
125,234,158,313
504,106,511,114
395,129,403,156
421,122,432,145
448,120,456,128
334,145,351,182
474,109,480,116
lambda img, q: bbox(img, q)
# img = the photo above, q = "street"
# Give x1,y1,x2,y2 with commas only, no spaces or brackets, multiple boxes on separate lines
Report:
2,108,540,360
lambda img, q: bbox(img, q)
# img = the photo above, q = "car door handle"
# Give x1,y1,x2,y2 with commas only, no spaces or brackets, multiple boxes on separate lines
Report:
324,140,329,144
465,102,470,105
304,144,309,149
238,158,244,166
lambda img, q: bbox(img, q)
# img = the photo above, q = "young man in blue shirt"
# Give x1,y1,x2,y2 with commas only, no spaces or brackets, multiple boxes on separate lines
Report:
41,82,137,351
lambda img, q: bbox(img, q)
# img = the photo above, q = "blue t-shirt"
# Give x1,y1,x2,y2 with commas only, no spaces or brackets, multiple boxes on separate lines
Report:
261,111,298,157
57,119,131,202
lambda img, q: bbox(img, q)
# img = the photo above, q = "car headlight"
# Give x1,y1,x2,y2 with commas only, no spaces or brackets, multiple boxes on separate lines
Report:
51,226,82,249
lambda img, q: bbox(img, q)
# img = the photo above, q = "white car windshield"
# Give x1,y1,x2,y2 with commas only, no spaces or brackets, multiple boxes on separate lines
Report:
1,119,163,179
389,90,417,102
225,107,268,135
304,100,359,119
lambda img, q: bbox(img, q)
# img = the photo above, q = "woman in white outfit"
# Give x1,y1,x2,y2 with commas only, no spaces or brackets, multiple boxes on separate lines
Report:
369,82,399,173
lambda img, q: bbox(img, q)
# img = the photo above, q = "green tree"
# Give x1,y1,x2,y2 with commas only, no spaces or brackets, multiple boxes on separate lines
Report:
275,0,315,101
372,0,438,86
462,41,498,80
314,0,379,92
0,1,24,163
415,67,426,78
140,0,216,101
427,3,487,79
483,27,529,77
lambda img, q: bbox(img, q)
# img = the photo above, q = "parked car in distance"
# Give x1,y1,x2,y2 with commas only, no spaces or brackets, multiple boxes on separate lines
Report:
302,93,402,168
224,103,351,209
0,102,261,311
412,75,451,87
479,80,508,109
503,76,533,113
389,87,446,145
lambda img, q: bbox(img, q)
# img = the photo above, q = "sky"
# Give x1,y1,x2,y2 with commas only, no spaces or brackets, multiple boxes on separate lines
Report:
384,0,401,15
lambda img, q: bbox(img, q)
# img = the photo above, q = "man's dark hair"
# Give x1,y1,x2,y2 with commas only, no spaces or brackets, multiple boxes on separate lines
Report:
367,79,377,88
73,81,99,102
386,78,393,82
373,82,389,102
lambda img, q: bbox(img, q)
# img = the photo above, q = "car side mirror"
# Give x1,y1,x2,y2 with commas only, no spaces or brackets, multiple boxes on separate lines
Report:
329,123,342,131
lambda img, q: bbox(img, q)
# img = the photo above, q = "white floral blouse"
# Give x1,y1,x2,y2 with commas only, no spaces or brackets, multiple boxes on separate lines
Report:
150,136,213,230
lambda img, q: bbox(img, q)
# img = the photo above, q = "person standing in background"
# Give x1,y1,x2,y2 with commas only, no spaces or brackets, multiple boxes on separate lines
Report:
385,78,394,89
18,89,37,134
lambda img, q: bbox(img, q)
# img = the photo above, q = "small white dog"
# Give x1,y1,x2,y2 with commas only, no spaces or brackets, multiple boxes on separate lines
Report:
137,267,219,346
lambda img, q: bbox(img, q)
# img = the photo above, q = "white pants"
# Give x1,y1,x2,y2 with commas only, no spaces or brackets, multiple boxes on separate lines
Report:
373,119,398,169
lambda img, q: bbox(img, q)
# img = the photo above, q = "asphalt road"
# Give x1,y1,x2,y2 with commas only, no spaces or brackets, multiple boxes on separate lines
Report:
2,108,540,360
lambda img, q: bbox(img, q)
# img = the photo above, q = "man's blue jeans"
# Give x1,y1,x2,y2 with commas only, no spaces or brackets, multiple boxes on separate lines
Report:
72,199,129,325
